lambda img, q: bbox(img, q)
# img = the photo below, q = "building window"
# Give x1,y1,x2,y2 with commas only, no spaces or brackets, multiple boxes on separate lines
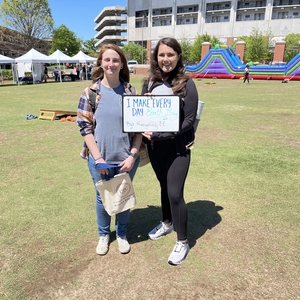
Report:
278,12,288,19
254,13,264,20
177,5,198,14
136,10,148,18
153,7,172,16
212,16,220,22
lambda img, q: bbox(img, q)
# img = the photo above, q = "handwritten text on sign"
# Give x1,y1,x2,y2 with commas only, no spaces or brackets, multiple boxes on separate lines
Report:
122,95,180,132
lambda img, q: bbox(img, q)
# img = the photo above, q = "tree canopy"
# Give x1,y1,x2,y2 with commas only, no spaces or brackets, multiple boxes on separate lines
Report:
49,24,81,56
179,36,192,64
284,33,300,63
189,33,220,63
122,42,146,64
0,0,54,50
233,27,273,63
82,38,98,57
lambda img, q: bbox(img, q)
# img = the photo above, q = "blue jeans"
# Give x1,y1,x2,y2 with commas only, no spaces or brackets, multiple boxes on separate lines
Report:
88,155,140,238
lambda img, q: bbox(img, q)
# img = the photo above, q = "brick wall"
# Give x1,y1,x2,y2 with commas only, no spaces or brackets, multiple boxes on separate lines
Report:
272,41,286,63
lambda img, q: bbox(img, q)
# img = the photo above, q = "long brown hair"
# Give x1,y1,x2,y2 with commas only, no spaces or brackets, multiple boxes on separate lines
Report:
92,44,130,83
147,37,189,96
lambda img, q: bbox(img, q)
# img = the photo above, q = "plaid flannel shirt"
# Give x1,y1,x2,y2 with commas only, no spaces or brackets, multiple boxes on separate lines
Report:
77,79,136,159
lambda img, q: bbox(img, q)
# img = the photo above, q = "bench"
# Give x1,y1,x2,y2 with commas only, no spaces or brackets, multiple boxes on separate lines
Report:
39,109,77,121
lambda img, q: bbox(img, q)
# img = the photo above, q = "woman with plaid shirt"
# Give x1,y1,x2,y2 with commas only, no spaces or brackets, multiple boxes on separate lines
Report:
77,44,142,256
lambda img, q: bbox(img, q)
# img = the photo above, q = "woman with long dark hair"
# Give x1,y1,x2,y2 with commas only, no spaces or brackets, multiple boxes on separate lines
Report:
142,37,199,265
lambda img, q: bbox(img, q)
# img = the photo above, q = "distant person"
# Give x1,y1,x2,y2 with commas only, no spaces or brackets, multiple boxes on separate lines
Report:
76,64,80,79
82,64,86,80
53,67,59,81
43,65,48,82
243,64,250,83
87,64,92,80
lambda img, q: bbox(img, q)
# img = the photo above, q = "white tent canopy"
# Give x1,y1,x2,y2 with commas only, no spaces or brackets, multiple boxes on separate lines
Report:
71,51,96,63
48,50,79,63
0,54,15,64
15,48,53,63
48,50,80,82
15,48,54,84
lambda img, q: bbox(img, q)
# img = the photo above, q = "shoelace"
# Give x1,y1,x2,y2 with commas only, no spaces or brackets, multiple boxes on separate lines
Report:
100,236,107,243
174,242,185,253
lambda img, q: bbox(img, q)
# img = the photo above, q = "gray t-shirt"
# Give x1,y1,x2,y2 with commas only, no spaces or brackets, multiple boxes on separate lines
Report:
151,81,173,95
94,83,131,164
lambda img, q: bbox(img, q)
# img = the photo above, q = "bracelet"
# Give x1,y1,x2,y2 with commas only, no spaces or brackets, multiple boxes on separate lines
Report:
94,156,103,161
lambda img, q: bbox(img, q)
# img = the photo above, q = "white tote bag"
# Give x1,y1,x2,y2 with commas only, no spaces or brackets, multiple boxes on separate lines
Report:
95,172,136,216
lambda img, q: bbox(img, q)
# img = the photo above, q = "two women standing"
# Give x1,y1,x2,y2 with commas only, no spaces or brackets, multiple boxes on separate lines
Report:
77,38,198,265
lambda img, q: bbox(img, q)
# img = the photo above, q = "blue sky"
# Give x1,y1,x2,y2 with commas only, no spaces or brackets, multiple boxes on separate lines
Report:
0,0,127,41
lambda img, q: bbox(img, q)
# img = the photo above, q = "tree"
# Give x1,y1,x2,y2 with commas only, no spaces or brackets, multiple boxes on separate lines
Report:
189,33,220,63
179,37,192,64
82,38,98,57
122,42,146,64
0,0,54,50
284,33,300,63
234,27,273,63
49,25,81,56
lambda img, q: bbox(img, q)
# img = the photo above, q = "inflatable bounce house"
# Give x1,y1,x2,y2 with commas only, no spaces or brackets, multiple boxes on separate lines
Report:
185,45,300,81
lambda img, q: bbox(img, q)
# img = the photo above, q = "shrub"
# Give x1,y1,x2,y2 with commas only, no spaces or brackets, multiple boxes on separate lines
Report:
1,69,13,80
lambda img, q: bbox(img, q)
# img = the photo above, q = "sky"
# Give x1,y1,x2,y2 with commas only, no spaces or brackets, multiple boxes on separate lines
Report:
0,0,127,41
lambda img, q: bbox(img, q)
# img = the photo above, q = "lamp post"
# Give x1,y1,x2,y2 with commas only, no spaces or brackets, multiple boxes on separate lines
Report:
141,15,146,64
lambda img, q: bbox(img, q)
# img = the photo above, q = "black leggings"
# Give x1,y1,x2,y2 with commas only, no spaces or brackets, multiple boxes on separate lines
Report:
243,73,249,83
148,139,190,241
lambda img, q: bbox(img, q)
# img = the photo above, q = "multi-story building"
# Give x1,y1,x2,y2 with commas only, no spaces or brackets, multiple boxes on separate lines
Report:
0,26,50,58
94,5,127,47
94,1,300,62
127,0,300,48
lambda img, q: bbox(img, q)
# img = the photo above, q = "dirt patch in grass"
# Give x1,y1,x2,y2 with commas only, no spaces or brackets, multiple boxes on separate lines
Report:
197,127,233,143
16,201,298,300
29,217,300,300
19,241,95,299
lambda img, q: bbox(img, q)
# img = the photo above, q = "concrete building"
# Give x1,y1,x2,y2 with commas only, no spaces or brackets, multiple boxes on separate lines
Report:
0,26,50,58
127,0,300,48
94,2,300,44
94,5,127,47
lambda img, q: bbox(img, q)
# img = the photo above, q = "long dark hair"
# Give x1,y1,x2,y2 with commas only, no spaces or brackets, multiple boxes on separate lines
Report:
147,37,189,95
92,44,130,83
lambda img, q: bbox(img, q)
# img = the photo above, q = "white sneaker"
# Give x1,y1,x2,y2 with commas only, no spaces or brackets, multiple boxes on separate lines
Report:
148,221,174,240
117,236,131,254
96,234,110,255
168,241,190,265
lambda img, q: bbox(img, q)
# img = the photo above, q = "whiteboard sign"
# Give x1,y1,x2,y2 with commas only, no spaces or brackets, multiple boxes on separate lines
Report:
122,95,180,132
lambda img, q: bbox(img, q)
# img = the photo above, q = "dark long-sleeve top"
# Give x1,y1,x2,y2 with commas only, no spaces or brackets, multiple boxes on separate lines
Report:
141,78,199,154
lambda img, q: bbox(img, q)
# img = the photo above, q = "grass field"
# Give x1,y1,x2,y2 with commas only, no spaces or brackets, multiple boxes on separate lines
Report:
0,76,299,300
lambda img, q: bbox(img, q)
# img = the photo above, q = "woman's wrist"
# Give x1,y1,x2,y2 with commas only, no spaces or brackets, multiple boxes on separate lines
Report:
94,156,103,163
129,153,139,160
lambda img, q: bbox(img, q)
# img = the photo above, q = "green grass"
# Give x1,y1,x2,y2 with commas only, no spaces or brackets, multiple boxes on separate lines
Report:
0,77,299,299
